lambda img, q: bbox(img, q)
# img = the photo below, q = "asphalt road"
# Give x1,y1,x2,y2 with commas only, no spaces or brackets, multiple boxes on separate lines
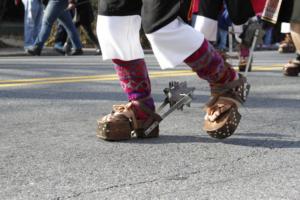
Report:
0,51,300,200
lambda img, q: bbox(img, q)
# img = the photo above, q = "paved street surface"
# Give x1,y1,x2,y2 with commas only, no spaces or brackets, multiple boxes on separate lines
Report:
0,51,300,200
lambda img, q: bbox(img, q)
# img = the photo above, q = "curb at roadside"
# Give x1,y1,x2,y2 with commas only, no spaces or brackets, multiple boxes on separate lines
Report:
0,47,154,57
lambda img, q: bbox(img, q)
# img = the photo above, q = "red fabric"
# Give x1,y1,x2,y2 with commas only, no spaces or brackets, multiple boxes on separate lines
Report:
15,0,21,6
193,0,266,15
251,0,267,15
192,0,199,13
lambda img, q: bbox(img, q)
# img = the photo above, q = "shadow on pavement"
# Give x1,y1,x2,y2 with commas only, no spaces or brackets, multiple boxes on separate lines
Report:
0,87,299,109
124,133,300,149
0,89,208,104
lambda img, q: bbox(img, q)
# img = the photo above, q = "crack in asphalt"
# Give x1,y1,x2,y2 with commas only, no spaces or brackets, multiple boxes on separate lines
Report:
155,164,294,199
52,150,282,199
54,178,160,200
52,164,293,200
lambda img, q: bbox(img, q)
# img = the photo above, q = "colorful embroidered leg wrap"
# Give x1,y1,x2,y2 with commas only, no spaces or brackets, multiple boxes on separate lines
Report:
238,44,251,72
113,59,154,120
239,44,250,58
184,39,237,85
97,59,161,141
185,39,250,139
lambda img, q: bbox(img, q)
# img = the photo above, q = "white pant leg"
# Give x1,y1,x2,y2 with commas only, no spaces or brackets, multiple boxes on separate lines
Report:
232,24,243,43
146,18,204,69
96,15,144,61
192,15,218,42
281,23,291,33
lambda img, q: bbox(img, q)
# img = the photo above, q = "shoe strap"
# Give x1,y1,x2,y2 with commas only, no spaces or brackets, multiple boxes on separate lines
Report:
131,97,162,130
208,74,248,108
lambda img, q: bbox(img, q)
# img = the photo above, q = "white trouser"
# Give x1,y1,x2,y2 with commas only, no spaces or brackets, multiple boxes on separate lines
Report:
97,15,204,69
192,15,218,42
281,23,291,33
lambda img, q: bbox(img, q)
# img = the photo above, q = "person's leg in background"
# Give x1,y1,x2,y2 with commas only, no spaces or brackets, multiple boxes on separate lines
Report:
283,0,300,76
278,33,295,53
238,43,250,71
57,10,83,55
21,0,44,51
28,0,69,55
278,23,295,53
53,9,76,55
21,0,30,50
32,0,44,43
217,28,228,51
283,22,300,76
53,23,68,54
291,23,300,52
262,27,273,49
28,0,82,56
81,23,101,54
76,0,101,54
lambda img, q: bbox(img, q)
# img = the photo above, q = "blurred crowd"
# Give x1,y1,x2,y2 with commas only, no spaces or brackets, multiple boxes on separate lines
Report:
16,0,297,56
191,0,300,75
15,0,300,76
15,0,100,56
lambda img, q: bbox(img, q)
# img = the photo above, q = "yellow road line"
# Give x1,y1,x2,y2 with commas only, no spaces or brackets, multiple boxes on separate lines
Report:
0,70,191,84
0,65,283,88
0,71,194,88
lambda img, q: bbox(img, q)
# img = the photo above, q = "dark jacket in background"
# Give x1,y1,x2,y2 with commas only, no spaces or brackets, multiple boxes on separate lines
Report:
278,0,293,23
75,0,94,25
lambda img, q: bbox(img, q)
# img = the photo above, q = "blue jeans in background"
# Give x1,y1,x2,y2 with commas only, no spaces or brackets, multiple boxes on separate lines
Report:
22,0,44,49
34,0,82,50
263,27,273,46
217,28,228,50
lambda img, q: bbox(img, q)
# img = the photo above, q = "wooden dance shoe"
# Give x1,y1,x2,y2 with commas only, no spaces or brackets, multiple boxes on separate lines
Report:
97,98,161,141
203,74,250,139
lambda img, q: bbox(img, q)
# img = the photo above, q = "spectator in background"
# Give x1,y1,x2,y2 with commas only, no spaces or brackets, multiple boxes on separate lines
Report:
15,0,44,52
261,0,298,76
27,0,82,56
283,0,300,76
192,0,257,43
54,0,101,55
278,31,296,53
217,6,232,51
261,26,274,49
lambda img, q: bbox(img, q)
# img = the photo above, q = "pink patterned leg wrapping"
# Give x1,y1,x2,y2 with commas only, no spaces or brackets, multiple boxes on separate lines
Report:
112,59,154,120
240,44,250,57
184,39,237,85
